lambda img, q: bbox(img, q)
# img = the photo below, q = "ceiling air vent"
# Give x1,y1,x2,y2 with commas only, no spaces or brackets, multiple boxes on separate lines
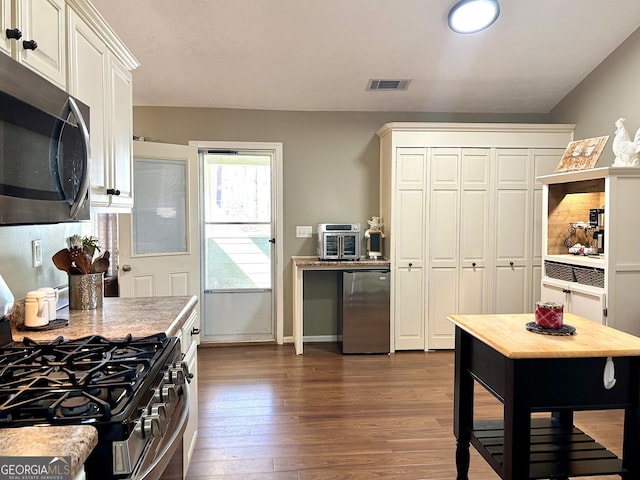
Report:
367,79,411,91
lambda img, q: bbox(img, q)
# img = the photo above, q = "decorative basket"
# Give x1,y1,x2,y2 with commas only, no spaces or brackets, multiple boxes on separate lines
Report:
573,265,605,288
544,261,575,282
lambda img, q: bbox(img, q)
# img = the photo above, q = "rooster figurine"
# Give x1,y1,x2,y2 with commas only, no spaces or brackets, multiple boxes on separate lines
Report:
612,118,640,167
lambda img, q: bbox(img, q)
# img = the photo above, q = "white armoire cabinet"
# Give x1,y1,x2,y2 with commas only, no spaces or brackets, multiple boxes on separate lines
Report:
378,123,574,351
538,167,640,336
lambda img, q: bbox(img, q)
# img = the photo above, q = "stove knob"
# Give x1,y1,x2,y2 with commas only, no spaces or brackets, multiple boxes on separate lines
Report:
154,384,178,403
173,361,193,382
164,367,185,385
139,414,162,438
147,403,168,424
147,403,168,433
173,361,189,376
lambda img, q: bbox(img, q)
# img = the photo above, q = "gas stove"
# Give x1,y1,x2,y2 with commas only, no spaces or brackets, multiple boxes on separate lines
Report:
0,318,190,480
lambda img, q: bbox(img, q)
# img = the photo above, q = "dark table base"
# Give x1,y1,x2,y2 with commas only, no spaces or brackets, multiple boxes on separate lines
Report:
453,326,640,480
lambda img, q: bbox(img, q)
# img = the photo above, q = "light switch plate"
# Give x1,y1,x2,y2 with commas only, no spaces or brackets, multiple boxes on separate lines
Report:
32,239,42,267
296,225,313,238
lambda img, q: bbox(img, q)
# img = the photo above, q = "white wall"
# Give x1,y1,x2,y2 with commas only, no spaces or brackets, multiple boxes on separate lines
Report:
0,223,85,301
550,27,640,163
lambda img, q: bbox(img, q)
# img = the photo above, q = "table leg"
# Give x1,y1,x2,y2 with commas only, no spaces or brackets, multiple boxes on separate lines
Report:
292,264,304,354
453,329,473,480
503,361,531,480
621,407,640,479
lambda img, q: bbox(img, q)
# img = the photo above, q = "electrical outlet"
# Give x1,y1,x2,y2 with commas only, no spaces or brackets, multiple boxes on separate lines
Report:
32,239,42,267
296,226,313,238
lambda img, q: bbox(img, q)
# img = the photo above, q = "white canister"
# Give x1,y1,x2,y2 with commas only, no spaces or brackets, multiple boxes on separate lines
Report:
24,290,50,327
37,287,59,322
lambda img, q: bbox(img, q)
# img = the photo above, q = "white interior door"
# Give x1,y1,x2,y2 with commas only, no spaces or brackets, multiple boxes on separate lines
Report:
118,142,200,304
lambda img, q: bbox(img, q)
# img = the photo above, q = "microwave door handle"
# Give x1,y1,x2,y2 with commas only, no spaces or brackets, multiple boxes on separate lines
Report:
67,97,91,219
339,235,343,259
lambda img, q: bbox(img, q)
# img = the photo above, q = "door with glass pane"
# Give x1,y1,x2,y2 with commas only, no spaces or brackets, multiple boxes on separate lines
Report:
202,151,274,342
118,142,200,303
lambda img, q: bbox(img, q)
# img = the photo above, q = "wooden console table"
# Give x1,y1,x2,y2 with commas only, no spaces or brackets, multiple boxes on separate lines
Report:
449,313,640,480
291,256,390,354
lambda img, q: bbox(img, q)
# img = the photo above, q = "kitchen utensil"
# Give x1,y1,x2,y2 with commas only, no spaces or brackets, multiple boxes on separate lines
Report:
0,274,14,317
71,249,92,274
37,287,59,322
24,290,50,327
81,251,94,274
52,249,73,273
91,257,110,274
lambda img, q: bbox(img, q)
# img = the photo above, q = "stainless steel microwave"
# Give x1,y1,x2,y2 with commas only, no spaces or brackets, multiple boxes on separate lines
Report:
317,223,361,260
0,53,90,225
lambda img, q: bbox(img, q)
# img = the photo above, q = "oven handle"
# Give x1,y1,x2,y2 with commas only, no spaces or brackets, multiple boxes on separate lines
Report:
67,97,91,219
132,386,190,480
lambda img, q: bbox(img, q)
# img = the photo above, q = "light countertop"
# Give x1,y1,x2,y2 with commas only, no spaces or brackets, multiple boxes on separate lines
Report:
449,312,640,359
11,295,198,342
292,255,390,269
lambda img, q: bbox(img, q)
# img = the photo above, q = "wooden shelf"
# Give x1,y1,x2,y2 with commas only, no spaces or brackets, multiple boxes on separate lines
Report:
471,418,624,479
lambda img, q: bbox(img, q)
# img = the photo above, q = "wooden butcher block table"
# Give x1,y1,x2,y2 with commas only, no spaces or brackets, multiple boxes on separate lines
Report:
449,313,640,480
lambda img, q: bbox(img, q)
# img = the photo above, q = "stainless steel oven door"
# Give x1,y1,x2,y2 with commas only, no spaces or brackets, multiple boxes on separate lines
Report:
127,386,189,480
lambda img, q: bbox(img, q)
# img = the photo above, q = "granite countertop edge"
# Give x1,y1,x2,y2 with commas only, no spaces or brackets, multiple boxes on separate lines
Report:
0,426,98,477
292,255,391,268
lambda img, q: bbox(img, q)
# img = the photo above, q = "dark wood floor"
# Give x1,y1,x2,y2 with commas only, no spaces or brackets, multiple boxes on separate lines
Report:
186,343,624,480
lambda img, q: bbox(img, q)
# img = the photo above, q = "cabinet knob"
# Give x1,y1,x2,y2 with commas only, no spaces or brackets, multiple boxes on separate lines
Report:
6,28,22,40
122,264,132,272
562,289,571,294
408,262,413,267
22,39,37,50
472,262,476,267
107,188,121,196
509,261,514,267
190,327,200,336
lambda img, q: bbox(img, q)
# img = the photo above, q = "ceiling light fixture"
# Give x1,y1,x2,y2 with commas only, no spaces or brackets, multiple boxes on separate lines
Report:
448,0,500,34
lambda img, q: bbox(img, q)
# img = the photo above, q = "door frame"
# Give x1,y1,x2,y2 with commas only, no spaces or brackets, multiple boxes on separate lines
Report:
189,140,284,345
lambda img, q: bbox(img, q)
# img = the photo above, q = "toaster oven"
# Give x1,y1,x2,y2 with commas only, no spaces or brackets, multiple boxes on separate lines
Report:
317,223,361,260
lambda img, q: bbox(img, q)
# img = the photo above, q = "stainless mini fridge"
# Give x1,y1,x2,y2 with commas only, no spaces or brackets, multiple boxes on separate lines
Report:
339,270,390,354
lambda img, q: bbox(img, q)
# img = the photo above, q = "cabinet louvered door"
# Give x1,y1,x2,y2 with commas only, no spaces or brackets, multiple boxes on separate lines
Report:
493,149,531,313
428,149,489,349
394,148,425,350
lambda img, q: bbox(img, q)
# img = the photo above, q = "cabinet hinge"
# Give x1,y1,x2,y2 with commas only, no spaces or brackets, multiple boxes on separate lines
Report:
603,308,608,317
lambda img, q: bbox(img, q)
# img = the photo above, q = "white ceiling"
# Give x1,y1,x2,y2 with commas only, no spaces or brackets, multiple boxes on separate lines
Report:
89,0,640,113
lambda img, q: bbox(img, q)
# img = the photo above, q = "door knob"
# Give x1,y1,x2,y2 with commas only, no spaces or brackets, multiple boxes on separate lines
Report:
122,264,132,272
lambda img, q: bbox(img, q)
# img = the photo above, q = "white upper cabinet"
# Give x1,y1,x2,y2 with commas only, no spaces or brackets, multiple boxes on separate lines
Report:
67,8,108,203
2,0,66,88
66,0,138,211
106,54,133,209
